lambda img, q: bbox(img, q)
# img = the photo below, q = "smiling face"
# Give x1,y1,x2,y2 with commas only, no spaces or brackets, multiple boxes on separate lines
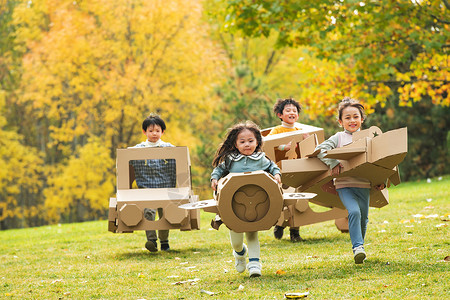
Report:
143,124,163,143
278,104,299,125
339,106,363,133
235,129,258,156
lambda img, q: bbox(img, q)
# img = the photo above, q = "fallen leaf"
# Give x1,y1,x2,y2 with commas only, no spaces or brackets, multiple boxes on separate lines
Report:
435,224,447,228
425,214,439,218
276,269,286,275
444,256,450,262
171,278,200,285
51,279,63,284
284,291,309,298
200,289,215,296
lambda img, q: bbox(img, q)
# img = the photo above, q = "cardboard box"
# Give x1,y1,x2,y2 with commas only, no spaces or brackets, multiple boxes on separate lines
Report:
108,146,200,233
262,123,325,163
281,126,408,209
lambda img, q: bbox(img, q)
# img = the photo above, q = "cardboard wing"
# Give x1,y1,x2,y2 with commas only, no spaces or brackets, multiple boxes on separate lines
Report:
108,146,200,233
281,127,408,209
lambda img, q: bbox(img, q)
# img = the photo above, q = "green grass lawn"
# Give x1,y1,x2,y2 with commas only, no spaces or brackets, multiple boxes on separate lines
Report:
1,176,449,299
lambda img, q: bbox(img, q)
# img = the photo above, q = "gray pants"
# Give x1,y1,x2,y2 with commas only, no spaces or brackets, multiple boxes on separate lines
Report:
144,208,169,241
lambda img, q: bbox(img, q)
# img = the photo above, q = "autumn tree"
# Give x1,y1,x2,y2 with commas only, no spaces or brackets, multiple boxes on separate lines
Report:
4,0,222,225
223,0,450,179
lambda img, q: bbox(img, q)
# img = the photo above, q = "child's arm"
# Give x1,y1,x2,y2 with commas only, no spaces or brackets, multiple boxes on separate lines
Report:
315,133,342,171
262,157,282,184
210,162,227,191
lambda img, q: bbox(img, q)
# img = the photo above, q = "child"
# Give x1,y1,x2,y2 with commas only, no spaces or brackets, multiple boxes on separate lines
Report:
268,97,303,242
315,97,385,264
129,114,176,252
210,121,281,277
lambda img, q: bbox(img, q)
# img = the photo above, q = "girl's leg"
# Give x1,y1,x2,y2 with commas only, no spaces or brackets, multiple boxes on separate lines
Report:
246,231,262,277
230,230,246,273
245,231,260,260
229,230,245,253
354,188,370,240
337,188,364,249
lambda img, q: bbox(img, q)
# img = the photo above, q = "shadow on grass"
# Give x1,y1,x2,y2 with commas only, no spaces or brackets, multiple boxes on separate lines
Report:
113,246,216,261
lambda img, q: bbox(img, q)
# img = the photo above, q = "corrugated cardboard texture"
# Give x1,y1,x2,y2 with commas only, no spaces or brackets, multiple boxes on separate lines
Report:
262,123,325,163
281,127,407,209
109,147,199,233
215,171,284,233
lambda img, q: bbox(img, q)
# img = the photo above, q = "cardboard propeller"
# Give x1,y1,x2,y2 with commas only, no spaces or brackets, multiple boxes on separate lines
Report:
179,171,317,233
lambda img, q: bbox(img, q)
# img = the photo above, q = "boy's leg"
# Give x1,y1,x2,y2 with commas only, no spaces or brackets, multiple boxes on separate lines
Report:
273,225,285,239
144,208,158,252
289,226,303,242
157,208,170,251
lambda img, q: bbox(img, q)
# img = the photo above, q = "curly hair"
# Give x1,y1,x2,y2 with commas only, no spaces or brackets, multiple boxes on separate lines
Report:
273,97,302,119
337,97,366,121
212,121,263,167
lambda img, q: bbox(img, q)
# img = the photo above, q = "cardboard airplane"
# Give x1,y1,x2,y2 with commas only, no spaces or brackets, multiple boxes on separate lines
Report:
179,170,317,233
108,146,200,233
261,123,350,231
281,126,408,217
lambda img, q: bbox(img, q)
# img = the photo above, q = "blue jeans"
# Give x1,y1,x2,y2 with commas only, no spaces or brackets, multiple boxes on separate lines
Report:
337,187,370,249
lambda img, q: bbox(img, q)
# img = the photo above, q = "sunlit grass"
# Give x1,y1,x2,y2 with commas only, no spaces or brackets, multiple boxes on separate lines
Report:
1,176,449,299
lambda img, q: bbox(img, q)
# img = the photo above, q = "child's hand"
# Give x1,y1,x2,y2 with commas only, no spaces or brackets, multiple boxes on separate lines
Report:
374,183,386,190
211,179,218,191
331,163,343,175
274,174,282,184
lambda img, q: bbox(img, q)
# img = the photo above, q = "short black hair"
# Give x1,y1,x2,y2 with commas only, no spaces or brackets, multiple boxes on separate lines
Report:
142,114,166,132
273,97,302,119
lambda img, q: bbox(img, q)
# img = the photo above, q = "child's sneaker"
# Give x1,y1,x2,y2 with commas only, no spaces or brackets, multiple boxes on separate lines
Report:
145,240,158,252
160,241,170,251
274,225,284,239
233,245,247,273
353,245,366,264
289,228,304,242
247,261,262,278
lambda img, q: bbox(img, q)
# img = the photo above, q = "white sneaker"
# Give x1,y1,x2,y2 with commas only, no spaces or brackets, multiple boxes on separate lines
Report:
247,261,262,278
233,245,247,273
353,245,366,264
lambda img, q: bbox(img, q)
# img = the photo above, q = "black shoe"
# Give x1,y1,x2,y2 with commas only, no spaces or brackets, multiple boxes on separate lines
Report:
274,225,285,240
145,240,158,252
160,241,170,251
289,228,304,242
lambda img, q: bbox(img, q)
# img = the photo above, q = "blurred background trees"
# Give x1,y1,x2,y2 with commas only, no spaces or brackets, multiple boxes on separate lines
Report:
0,0,448,228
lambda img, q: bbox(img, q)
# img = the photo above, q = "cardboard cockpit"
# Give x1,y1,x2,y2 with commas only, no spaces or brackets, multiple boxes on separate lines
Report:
108,147,200,233
281,126,408,217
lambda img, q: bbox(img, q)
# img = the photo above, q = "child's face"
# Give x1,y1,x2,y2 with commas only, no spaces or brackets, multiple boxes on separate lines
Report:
143,125,163,143
235,129,258,156
339,106,363,133
278,104,299,125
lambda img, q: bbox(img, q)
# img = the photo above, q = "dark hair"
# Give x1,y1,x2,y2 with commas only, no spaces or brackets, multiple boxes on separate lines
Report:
273,97,302,119
212,121,263,167
142,114,166,132
338,97,366,121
